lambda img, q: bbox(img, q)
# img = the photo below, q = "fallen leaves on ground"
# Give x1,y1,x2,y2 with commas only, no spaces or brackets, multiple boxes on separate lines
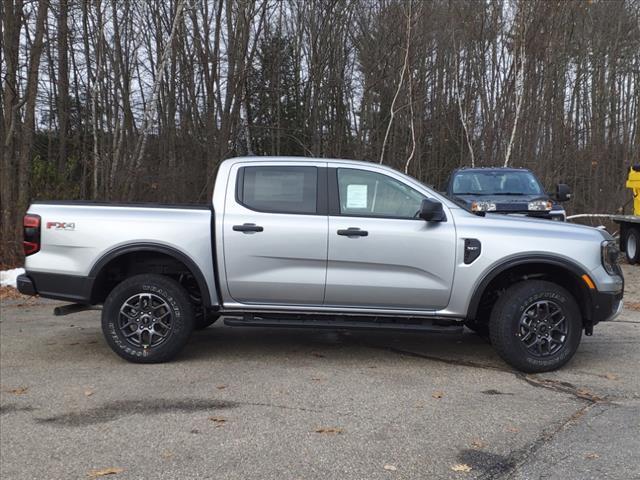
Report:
383,464,397,471
216,384,227,390
314,427,343,434
451,464,472,473
84,389,94,397
208,416,226,426
470,439,486,449
87,467,124,478
600,372,619,381
0,286,28,300
161,450,173,459
432,391,444,399
7,386,29,395
585,452,600,460
624,301,640,311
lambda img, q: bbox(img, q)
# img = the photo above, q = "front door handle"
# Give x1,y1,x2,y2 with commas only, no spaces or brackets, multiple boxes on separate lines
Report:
233,223,264,232
337,227,368,237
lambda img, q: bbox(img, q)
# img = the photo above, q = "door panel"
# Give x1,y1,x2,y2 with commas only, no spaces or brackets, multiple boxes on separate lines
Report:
325,217,455,309
223,163,328,305
324,167,456,310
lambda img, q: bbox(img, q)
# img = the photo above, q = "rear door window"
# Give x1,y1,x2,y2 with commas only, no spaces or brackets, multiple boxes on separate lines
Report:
238,166,318,214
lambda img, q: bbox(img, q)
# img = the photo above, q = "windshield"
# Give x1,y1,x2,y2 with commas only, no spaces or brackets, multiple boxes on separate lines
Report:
452,170,544,196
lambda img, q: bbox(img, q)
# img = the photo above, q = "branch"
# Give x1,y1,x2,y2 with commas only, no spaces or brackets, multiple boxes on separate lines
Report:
403,1,416,174
128,0,186,195
504,40,525,167
453,35,475,167
381,0,412,165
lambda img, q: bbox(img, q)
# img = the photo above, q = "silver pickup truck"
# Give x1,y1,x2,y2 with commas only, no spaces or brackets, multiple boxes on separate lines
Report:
18,157,623,372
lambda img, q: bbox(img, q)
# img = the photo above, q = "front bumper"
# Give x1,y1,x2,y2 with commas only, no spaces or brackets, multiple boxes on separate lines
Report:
590,290,624,324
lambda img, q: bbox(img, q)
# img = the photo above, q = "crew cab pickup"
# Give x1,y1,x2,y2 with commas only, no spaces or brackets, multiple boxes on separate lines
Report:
18,157,623,372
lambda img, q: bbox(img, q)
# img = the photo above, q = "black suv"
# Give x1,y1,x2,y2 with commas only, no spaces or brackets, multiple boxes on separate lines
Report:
443,167,571,221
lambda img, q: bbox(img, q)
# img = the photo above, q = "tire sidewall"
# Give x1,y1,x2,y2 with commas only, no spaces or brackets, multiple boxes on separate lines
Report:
491,281,582,372
626,229,639,264
102,275,193,362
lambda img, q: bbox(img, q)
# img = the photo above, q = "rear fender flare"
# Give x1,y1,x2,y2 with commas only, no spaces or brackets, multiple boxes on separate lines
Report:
88,242,215,307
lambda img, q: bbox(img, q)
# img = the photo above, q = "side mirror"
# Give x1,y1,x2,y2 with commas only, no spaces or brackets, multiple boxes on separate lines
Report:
556,183,571,202
419,198,446,222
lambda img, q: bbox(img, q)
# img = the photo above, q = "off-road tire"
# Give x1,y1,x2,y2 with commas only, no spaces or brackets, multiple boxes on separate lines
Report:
489,280,582,373
102,274,194,363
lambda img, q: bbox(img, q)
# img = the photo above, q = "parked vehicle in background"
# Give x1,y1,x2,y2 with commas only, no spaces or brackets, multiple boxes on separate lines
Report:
443,167,571,221
614,165,640,264
18,157,622,373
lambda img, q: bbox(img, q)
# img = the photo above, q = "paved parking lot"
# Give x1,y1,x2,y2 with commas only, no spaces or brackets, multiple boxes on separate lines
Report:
1,268,639,479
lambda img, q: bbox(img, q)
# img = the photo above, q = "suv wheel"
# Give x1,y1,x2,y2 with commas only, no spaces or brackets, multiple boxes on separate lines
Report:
489,280,582,373
102,274,194,363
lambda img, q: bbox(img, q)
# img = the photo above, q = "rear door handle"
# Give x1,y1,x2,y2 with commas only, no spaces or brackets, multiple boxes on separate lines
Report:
337,227,368,237
233,223,264,232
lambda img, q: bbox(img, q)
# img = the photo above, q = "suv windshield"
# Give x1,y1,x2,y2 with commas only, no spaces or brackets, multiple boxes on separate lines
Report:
452,170,544,196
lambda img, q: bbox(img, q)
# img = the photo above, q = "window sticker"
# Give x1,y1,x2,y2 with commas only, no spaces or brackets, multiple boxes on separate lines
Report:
346,184,368,208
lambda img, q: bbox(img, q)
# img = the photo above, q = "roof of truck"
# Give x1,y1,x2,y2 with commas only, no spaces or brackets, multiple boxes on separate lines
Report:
224,156,381,166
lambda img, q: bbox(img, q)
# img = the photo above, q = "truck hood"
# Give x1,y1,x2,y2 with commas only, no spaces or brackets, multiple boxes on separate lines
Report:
468,210,610,240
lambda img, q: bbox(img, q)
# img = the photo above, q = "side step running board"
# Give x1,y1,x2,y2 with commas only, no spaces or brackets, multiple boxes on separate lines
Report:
53,303,101,316
224,313,463,334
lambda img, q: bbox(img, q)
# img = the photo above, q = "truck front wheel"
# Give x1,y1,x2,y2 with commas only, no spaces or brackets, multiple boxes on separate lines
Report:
489,280,582,373
102,274,195,363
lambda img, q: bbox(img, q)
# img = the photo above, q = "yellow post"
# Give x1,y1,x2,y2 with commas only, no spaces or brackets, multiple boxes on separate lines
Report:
626,167,640,216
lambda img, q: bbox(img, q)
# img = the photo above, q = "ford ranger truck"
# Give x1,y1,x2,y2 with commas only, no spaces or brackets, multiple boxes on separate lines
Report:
17,157,624,372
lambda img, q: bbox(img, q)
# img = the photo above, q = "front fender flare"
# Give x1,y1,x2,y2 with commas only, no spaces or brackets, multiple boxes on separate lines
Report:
467,253,593,322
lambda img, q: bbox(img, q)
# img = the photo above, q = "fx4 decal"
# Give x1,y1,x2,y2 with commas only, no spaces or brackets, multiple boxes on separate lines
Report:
46,222,76,231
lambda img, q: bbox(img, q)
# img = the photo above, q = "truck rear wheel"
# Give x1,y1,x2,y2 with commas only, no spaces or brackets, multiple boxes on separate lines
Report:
102,274,195,363
489,280,582,373
625,228,640,264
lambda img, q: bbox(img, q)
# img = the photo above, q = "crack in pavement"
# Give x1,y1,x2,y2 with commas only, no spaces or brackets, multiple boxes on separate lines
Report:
358,342,614,405
358,342,624,479
515,375,610,404
475,402,599,480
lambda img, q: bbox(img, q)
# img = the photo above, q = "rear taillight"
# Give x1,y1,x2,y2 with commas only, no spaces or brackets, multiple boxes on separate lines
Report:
23,214,41,256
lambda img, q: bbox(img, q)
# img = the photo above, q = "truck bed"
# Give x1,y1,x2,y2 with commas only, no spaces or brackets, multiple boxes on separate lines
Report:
612,214,640,224
23,201,217,305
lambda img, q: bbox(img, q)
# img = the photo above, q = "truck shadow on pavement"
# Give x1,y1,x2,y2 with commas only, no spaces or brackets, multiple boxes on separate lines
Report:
182,323,505,370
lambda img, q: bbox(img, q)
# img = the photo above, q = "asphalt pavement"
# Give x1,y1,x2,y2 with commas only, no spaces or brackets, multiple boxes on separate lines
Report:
1,283,639,479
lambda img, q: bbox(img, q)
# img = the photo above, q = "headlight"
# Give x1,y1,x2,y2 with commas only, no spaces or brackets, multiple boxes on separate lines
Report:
528,200,553,211
471,201,496,212
601,240,620,275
